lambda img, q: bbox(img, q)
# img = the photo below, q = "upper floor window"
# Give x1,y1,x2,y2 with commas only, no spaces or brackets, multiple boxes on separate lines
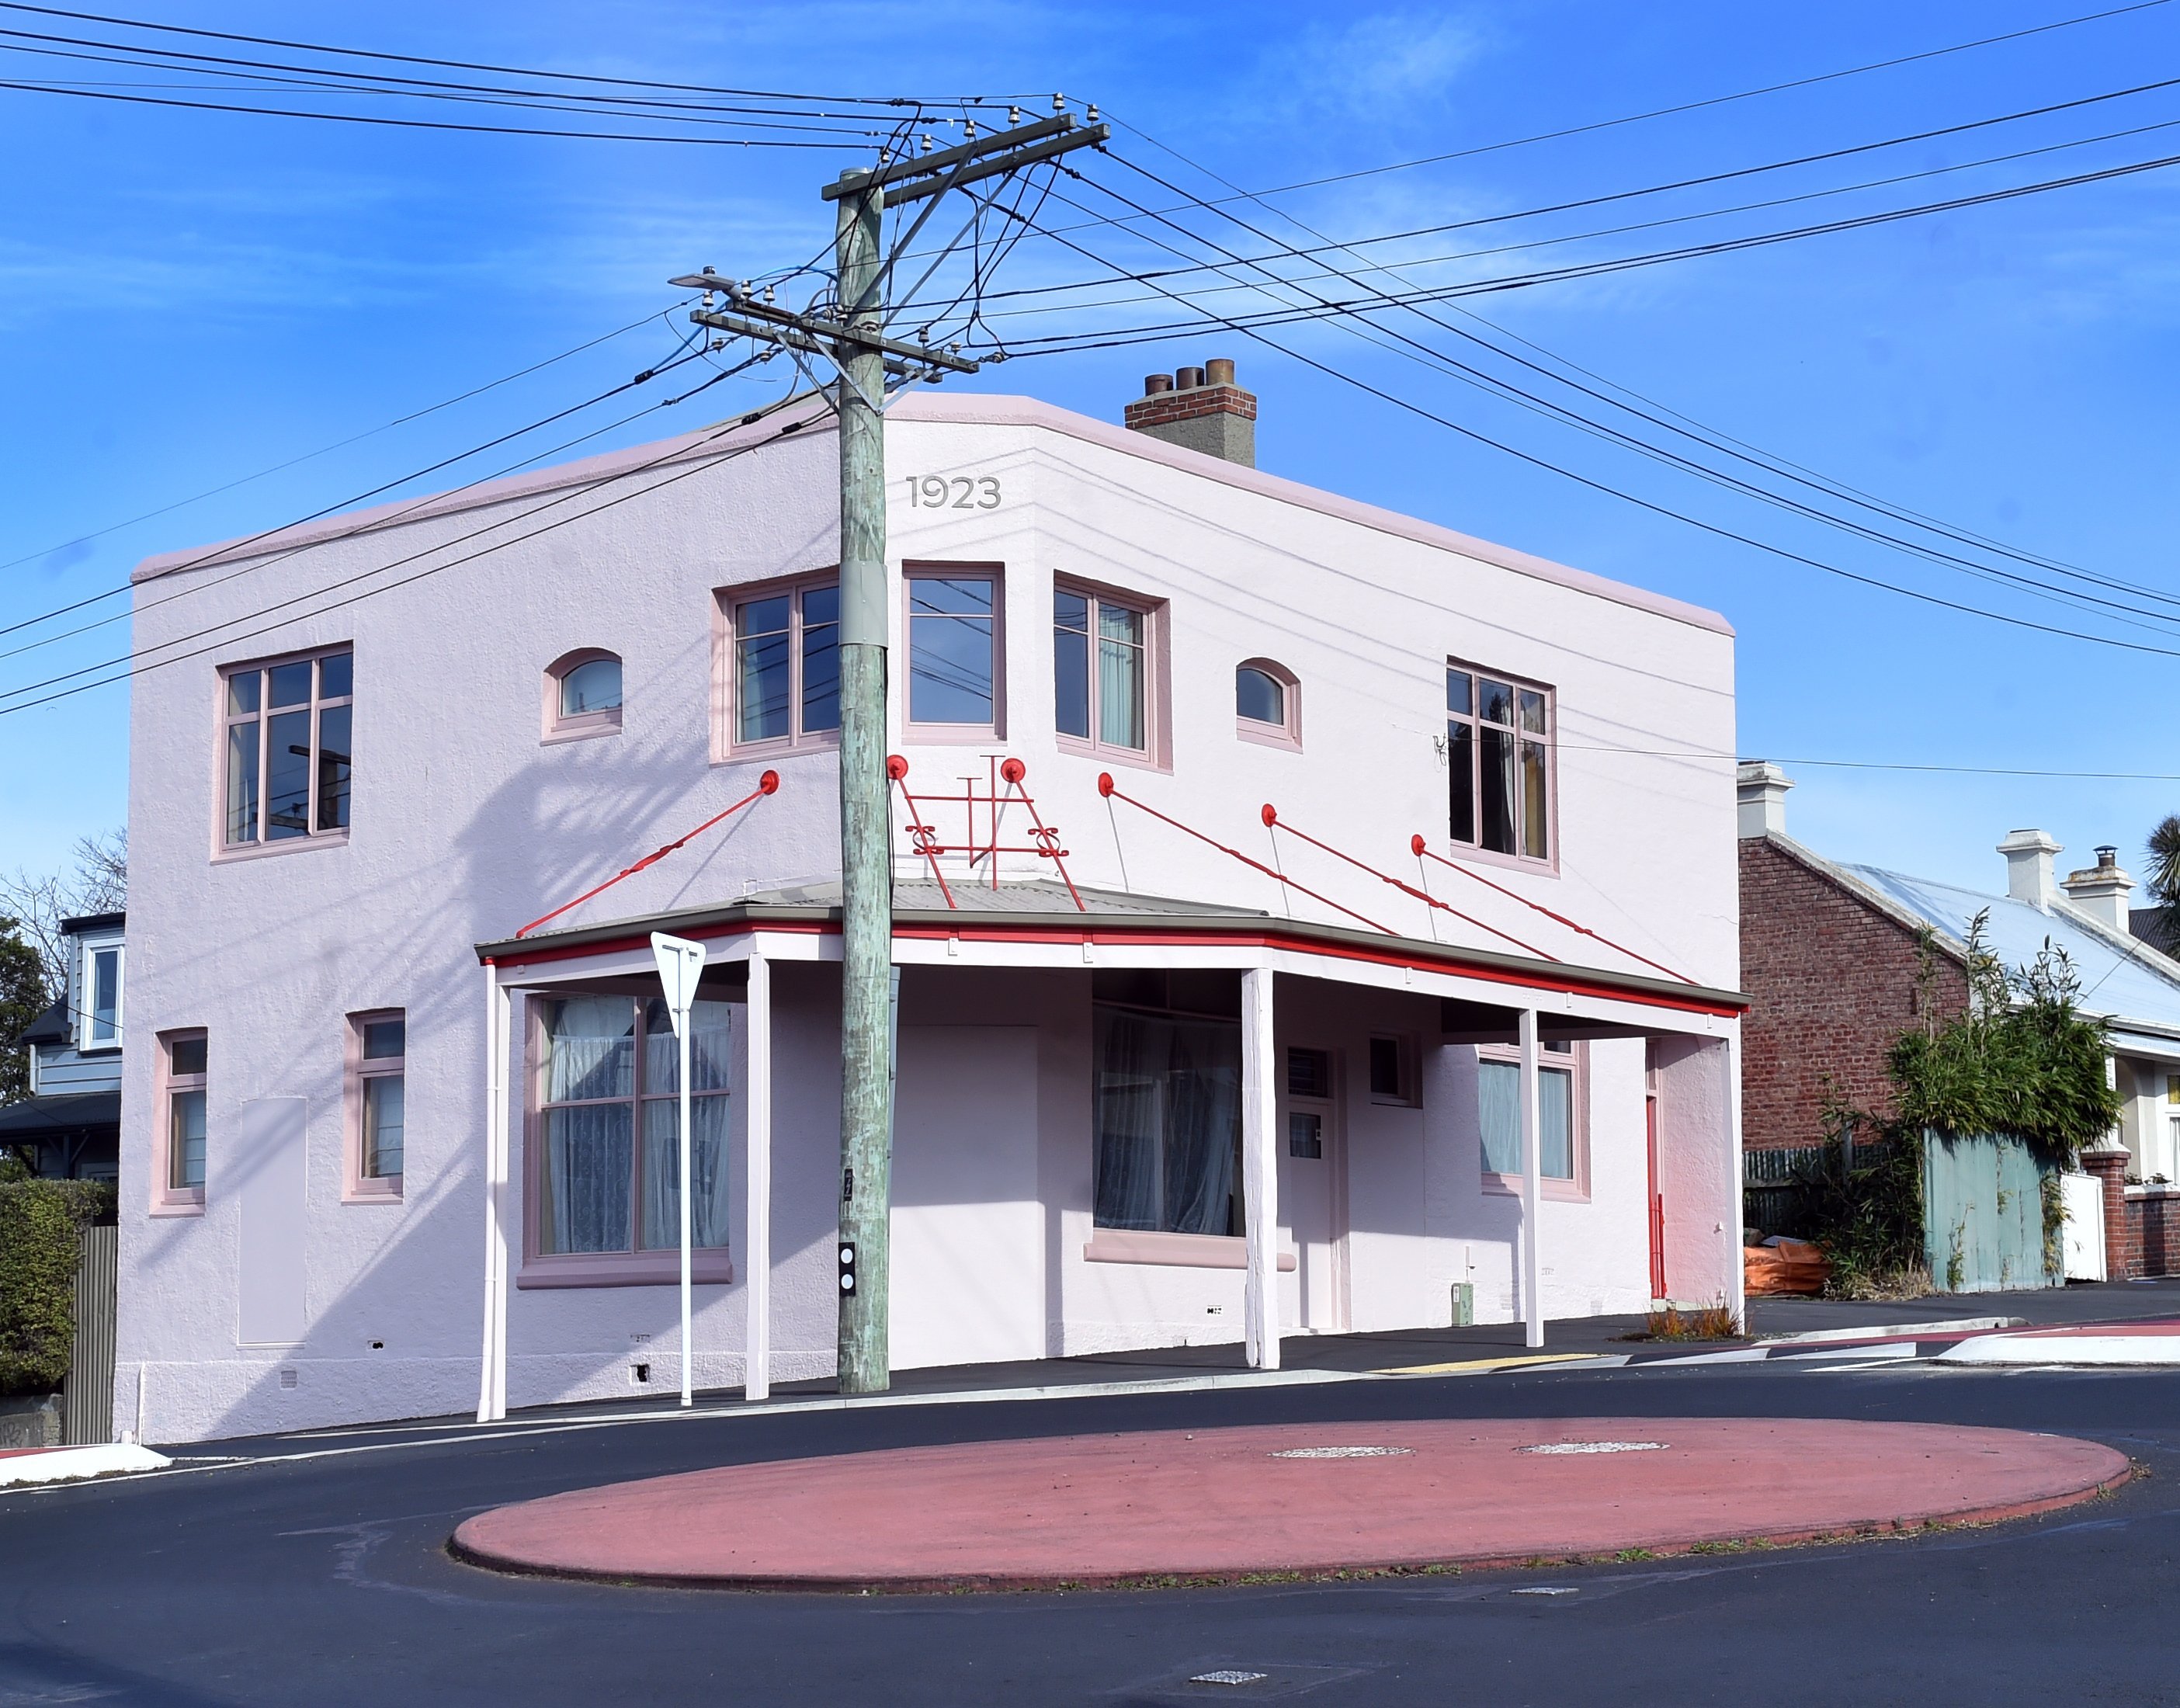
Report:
1056,582,1163,763
544,650,622,741
905,568,1001,738
723,577,838,754
346,1011,405,1201
1235,659,1300,750
222,648,352,849
1446,664,1552,864
78,936,123,1053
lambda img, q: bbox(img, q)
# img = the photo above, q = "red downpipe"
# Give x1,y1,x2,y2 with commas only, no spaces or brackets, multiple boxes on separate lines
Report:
513,770,780,939
1262,804,1555,960
1099,774,1394,936
1411,837,1694,984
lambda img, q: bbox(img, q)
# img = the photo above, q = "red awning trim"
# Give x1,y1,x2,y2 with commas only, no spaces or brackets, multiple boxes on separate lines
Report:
483,913,1743,1017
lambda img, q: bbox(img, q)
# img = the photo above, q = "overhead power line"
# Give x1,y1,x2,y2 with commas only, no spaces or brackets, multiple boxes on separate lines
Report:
1065,154,2180,638
998,178,2180,662
0,308,673,605
1093,115,2180,630
0,2,1007,107
0,391,835,719
988,144,2180,357
1117,1,2178,211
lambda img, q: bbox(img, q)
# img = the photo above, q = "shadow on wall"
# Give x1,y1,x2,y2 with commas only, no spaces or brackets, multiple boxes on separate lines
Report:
152,705,821,1443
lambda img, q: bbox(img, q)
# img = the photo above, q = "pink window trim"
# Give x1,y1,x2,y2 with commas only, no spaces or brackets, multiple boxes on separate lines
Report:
342,1008,403,1204
517,1251,737,1290
901,561,1006,745
542,647,623,744
1234,657,1302,752
713,568,842,762
1366,1030,1424,1109
151,1028,206,1217
212,642,353,863
1478,1040,1592,1203
1442,656,1560,878
1082,1228,1297,1271
519,995,736,1284
1053,575,1172,773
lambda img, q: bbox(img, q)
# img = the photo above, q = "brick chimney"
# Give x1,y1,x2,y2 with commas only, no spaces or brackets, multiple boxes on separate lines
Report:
2061,844,2136,930
1998,828,2062,910
1735,760,1793,840
1124,357,1256,467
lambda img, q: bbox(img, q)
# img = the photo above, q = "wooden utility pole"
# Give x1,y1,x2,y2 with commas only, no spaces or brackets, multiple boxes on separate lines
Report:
830,171,894,1392
673,106,1108,1396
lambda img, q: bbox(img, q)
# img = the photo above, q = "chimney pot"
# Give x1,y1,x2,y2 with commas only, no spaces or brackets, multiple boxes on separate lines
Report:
1121,356,1258,466
1735,759,1793,840
1205,357,1236,386
1143,373,1172,394
2063,844,2136,930
1998,828,2063,910
1175,365,1206,391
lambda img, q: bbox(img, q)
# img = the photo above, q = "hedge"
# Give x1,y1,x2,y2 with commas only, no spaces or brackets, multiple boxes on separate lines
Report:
0,1179,114,1397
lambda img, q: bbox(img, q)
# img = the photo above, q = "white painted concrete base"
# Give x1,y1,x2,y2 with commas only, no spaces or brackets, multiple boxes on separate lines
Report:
0,1443,172,1488
1939,1334,2180,1367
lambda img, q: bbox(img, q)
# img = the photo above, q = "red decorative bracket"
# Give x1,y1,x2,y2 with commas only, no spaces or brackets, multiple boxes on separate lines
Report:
889,755,1085,912
1410,834,1693,984
514,770,779,939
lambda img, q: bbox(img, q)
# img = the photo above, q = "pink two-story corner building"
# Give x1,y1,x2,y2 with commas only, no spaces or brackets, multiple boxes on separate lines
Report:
115,369,1748,1442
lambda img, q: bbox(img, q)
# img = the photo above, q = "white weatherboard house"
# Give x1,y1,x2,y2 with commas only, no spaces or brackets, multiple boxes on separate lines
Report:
116,371,1748,1442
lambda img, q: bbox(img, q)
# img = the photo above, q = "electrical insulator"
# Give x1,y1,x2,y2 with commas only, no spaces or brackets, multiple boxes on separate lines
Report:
1087,102,1099,122
1052,92,1064,113
1008,106,1020,126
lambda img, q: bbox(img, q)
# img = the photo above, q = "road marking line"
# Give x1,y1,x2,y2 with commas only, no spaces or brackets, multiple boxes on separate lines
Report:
1376,1353,1595,1376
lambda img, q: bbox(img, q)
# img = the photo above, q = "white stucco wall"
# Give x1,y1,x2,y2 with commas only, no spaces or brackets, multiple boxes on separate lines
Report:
116,394,1737,1440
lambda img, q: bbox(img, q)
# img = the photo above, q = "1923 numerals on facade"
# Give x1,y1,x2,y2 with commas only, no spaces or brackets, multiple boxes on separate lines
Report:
904,475,1001,509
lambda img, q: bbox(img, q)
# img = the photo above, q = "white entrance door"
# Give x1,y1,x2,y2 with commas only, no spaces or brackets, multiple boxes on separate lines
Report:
1279,1044,1347,1332
2061,1172,2106,1282
889,1026,1044,1370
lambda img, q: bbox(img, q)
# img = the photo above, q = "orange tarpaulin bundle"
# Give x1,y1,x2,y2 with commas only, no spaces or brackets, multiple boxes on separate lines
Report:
1744,1237,1831,1297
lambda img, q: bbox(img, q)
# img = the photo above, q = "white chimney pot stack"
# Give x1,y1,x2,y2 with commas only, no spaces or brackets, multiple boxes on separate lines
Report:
1998,828,2062,910
1735,760,1793,840
2060,843,2136,931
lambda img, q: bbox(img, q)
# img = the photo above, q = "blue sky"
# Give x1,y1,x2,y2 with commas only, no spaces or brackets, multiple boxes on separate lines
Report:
3,0,2177,900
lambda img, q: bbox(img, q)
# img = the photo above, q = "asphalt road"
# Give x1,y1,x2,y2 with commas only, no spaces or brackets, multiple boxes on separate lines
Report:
5,1360,2178,1706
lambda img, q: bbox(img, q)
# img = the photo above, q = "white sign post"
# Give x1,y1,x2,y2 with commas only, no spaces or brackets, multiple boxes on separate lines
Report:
651,932,707,1408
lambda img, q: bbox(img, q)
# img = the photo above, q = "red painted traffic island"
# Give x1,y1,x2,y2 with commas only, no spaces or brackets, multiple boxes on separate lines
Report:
450,1417,2129,1592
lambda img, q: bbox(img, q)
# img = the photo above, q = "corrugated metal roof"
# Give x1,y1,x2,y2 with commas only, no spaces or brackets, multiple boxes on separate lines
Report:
739,878,1268,918
1841,862,2180,1037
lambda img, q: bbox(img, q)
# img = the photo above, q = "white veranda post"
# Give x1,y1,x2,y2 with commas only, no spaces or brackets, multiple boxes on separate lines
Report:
1241,967,1279,1370
651,933,708,1408
745,949,773,1403
476,963,512,1425
1520,1006,1544,1349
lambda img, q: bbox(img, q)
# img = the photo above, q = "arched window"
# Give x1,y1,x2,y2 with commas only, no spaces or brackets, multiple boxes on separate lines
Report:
1235,658,1300,749
544,649,623,741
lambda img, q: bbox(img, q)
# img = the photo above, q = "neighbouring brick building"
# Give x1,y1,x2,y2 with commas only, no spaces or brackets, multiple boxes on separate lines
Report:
1737,761,2180,1278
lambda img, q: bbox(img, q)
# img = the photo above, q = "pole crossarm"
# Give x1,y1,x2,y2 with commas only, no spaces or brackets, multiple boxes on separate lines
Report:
682,301,981,373
820,111,1095,200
